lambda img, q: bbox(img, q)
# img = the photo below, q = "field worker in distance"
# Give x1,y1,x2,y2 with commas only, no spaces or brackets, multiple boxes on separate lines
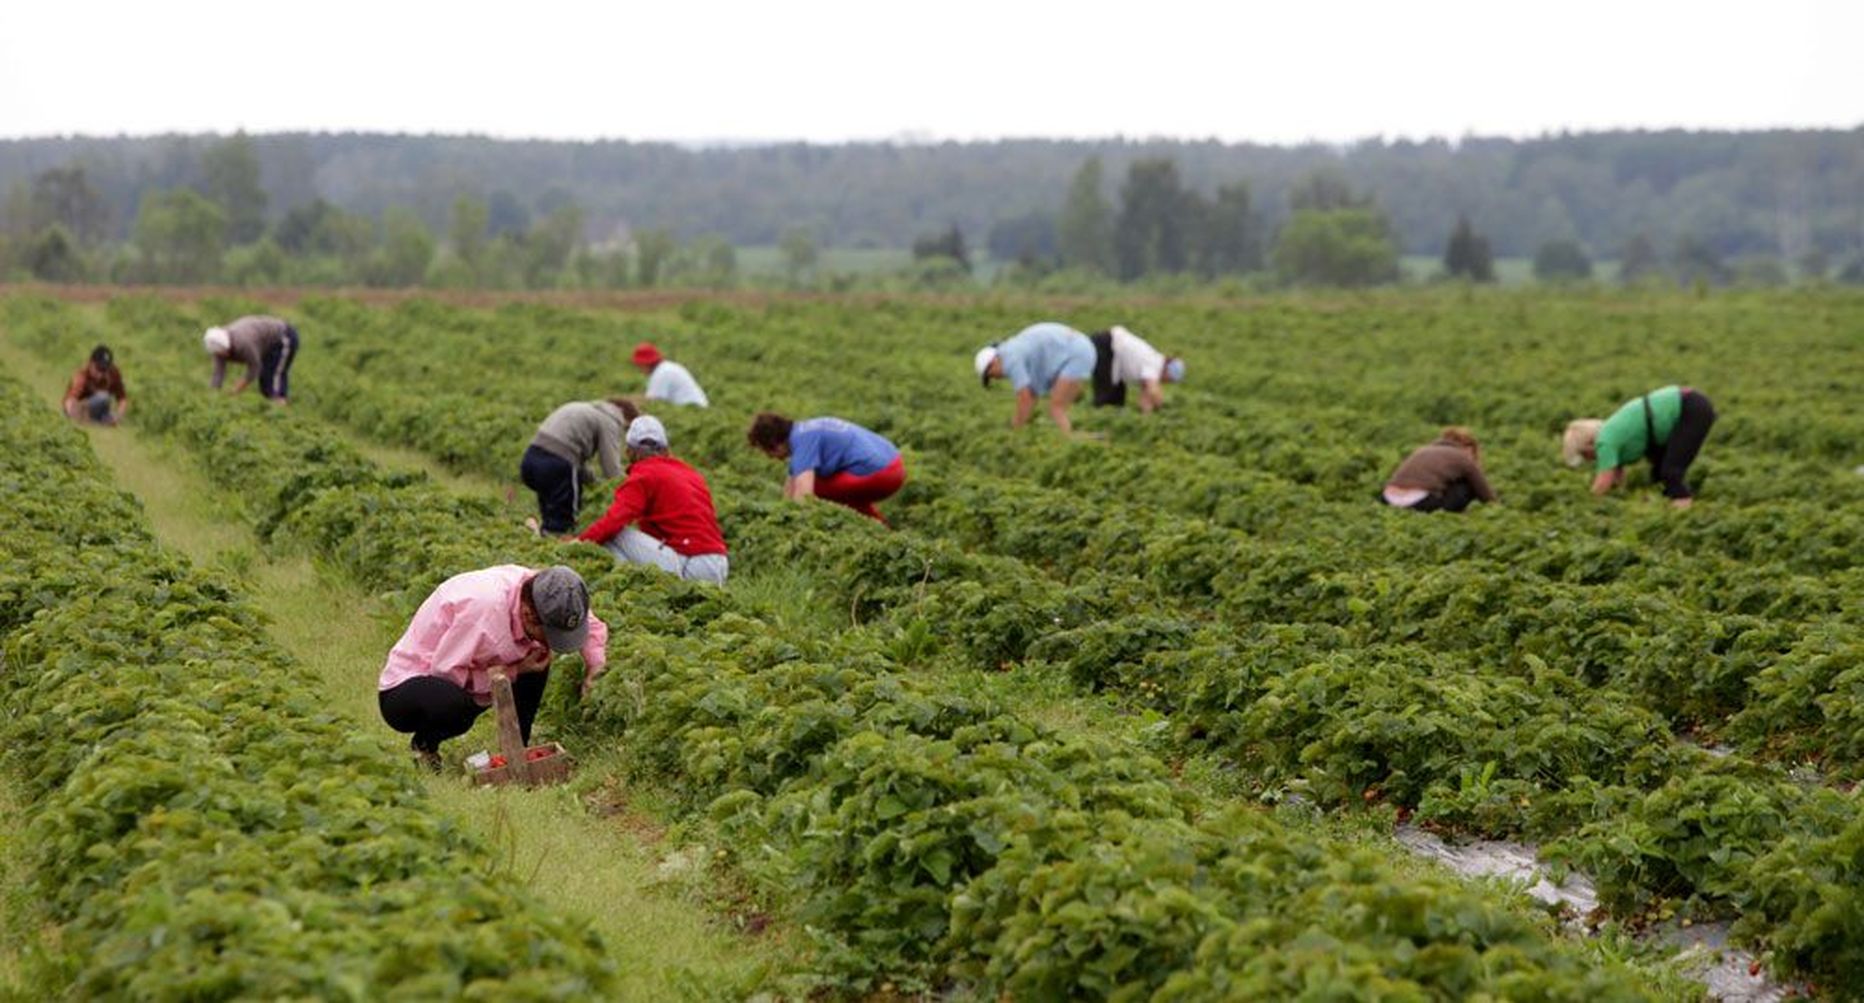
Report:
747,412,906,524
203,315,300,406
1380,427,1497,513
975,321,1096,434
631,341,709,407
520,397,640,536
575,415,730,583
378,565,607,771
1564,384,1717,509
1089,325,1187,413
62,344,129,426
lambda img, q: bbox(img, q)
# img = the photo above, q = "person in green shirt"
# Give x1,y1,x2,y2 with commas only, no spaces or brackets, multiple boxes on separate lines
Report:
1562,385,1717,508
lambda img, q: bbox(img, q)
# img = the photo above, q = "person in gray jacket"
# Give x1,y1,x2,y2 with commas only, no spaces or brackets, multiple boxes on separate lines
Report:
520,398,640,535
204,315,300,405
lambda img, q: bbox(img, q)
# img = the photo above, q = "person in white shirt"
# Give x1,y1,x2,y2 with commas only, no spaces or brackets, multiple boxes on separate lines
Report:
1089,325,1185,414
631,341,709,407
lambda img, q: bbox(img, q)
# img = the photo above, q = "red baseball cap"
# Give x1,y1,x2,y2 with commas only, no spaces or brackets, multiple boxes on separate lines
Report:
631,342,664,367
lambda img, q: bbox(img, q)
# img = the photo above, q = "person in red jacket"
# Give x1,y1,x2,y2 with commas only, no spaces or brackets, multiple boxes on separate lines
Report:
573,416,729,583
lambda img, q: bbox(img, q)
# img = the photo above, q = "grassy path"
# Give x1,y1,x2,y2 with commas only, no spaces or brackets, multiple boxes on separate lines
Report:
0,341,795,1000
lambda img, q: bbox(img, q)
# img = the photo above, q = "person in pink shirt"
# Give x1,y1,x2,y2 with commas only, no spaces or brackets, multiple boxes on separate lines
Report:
378,564,608,771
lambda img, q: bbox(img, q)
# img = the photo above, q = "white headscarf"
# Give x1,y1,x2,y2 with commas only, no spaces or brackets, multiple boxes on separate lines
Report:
203,327,231,355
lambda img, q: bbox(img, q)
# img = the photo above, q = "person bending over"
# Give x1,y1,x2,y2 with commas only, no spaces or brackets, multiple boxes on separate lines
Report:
748,412,906,524
204,315,300,405
520,397,638,535
975,321,1096,434
1089,325,1186,413
1564,384,1716,509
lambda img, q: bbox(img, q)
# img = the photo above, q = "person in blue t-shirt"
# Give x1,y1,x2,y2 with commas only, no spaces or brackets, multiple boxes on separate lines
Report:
974,322,1096,434
748,413,906,524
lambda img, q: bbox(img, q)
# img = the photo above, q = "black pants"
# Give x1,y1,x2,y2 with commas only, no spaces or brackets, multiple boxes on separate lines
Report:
519,445,585,534
258,325,299,400
1378,481,1476,513
1648,390,1716,500
1088,331,1127,407
379,672,549,754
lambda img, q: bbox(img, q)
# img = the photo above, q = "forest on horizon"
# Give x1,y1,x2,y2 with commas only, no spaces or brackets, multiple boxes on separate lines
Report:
3,128,1859,260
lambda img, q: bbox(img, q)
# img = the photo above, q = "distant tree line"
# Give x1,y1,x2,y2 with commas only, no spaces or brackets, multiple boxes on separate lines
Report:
4,129,1861,259
4,130,1863,290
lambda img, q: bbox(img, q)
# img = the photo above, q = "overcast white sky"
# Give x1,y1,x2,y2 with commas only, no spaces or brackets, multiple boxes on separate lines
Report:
2,1,1858,145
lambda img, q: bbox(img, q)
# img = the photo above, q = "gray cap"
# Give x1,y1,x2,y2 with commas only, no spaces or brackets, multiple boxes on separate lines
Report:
626,415,668,450
530,566,590,653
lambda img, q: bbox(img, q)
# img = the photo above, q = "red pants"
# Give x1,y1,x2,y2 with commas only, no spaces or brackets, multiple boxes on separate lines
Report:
815,456,905,523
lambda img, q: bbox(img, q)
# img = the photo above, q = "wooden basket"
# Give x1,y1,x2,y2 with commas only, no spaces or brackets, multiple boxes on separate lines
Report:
468,669,576,788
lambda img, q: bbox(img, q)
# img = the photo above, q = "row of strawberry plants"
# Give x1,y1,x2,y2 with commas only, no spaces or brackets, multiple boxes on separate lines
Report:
1,295,1687,998
71,292,1864,989
0,373,617,998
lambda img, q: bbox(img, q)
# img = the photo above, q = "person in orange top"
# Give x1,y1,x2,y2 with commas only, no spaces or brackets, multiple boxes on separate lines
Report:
63,345,129,426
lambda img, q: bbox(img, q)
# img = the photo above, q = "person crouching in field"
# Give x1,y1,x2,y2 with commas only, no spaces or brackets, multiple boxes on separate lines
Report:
748,413,906,524
63,345,129,426
1380,427,1498,512
204,315,300,405
975,322,1096,434
1089,325,1186,413
378,565,607,771
631,341,709,407
1564,385,1716,509
520,397,639,536
574,416,730,583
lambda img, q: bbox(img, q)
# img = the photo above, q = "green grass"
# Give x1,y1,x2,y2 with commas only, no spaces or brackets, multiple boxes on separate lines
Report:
0,339,796,1000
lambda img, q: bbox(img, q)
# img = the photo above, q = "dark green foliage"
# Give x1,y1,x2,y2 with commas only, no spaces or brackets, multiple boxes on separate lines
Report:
1444,214,1496,281
1534,239,1594,281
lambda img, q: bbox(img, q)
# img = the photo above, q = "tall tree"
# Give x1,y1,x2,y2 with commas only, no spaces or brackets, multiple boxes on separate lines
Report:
1272,208,1400,287
912,223,970,272
523,205,585,287
1196,181,1259,276
1619,233,1662,284
133,189,226,283
634,229,676,287
450,196,489,269
1056,157,1114,274
23,224,84,281
1673,234,1730,286
29,166,109,244
779,227,819,287
487,190,530,237
1114,158,1195,280
1533,239,1594,282
1289,168,1368,212
201,132,268,244
1443,214,1495,281
370,207,435,287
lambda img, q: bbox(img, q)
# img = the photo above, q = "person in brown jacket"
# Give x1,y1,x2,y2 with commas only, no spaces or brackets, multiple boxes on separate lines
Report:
62,345,129,426
1379,427,1497,513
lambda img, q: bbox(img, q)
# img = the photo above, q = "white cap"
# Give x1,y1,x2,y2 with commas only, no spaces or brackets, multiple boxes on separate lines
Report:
626,415,668,449
974,345,1000,388
203,327,230,354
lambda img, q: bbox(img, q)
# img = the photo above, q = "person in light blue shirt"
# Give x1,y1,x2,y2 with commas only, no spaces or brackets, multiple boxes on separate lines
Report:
748,413,907,524
974,322,1095,434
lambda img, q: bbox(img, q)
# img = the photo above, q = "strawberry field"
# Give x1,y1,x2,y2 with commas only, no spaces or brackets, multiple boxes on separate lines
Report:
2,287,1861,1000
